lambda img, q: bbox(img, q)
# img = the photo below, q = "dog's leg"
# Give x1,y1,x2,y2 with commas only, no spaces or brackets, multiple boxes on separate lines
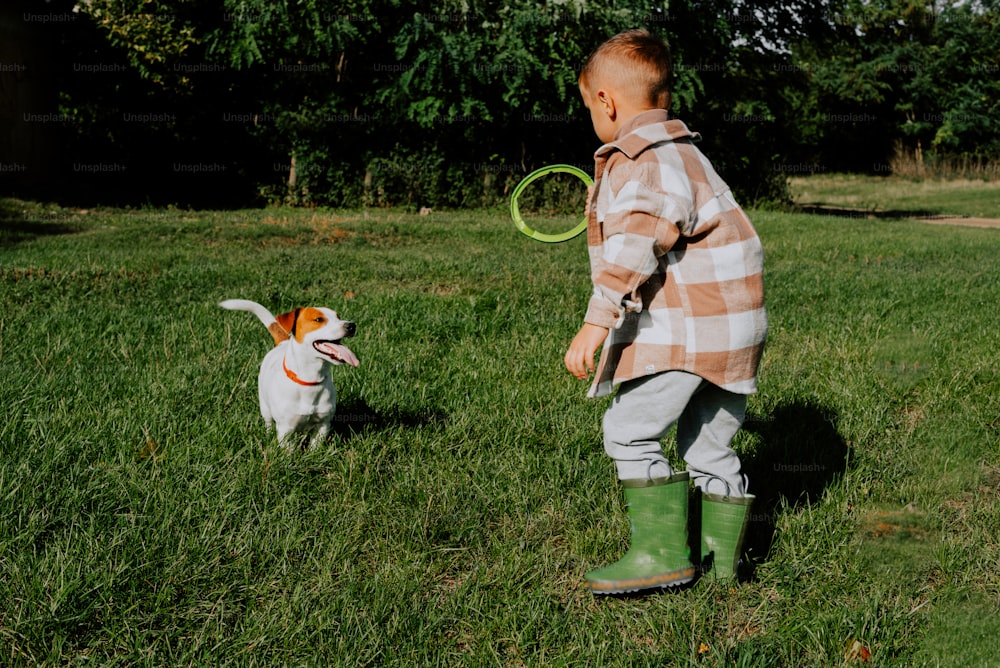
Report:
308,421,332,450
273,418,299,449
260,405,282,448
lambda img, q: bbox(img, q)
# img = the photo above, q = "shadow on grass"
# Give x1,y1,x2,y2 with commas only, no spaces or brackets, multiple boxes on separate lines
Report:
256,399,448,454
739,401,852,579
0,199,82,248
797,204,941,220
327,397,448,438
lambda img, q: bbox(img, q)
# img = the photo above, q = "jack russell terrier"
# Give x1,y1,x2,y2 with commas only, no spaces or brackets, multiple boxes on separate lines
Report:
220,299,359,448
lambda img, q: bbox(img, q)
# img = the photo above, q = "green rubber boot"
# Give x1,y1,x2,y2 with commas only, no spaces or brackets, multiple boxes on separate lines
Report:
699,491,754,580
585,472,696,595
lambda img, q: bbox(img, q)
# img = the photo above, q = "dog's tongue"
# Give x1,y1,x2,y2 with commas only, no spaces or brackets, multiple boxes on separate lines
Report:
316,341,359,367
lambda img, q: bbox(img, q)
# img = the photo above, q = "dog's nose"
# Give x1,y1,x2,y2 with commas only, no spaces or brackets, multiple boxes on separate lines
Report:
344,322,356,338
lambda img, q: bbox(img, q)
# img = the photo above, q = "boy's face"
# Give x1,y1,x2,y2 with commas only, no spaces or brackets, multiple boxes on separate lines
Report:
579,80,617,144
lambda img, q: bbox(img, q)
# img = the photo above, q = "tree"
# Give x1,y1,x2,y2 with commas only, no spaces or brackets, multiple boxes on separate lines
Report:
787,0,1000,174
50,0,997,209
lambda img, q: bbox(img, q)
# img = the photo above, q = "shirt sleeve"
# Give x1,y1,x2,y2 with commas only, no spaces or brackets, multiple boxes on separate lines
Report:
584,180,687,329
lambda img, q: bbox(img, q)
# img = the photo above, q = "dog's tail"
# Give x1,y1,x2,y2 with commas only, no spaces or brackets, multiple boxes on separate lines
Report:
219,299,290,345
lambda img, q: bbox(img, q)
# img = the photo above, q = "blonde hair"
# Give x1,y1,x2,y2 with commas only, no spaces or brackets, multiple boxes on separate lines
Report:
579,29,672,110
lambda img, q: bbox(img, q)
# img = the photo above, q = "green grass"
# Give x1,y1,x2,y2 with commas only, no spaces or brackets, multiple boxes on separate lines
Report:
790,173,1000,219
2,193,999,666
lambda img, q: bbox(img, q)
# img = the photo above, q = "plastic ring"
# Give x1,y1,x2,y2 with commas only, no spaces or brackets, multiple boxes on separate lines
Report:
510,164,594,243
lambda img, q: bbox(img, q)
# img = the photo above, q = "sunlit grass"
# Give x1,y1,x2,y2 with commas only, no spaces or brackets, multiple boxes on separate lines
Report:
790,173,1000,219
2,195,998,665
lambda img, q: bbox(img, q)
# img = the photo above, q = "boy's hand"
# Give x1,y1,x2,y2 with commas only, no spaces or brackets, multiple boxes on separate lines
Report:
584,185,594,218
565,323,610,380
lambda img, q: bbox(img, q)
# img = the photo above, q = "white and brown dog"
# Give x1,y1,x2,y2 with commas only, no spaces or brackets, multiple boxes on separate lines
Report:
220,299,359,448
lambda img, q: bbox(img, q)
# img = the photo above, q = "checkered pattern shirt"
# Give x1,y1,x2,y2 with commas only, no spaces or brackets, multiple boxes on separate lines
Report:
584,110,767,398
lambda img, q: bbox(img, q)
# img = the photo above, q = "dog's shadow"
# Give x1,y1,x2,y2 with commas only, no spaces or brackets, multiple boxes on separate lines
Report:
327,397,448,438
738,401,852,579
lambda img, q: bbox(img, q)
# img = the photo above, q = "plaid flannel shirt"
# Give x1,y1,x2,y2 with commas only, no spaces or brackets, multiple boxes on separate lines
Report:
584,110,767,398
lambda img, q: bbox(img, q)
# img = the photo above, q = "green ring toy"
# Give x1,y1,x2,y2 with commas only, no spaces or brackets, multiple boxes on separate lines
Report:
510,164,594,243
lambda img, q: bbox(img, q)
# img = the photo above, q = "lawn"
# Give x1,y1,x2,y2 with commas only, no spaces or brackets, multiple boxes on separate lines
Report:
790,173,1000,219
1,192,999,666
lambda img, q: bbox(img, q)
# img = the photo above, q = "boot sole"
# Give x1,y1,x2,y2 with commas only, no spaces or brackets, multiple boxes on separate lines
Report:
586,566,697,595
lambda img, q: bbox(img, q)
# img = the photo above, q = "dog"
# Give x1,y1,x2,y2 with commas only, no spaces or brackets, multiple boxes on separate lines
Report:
220,299,358,448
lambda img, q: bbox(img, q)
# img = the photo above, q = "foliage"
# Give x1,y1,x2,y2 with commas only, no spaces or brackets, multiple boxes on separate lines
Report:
78,0,200,87
787,0,1000,172
41,0,1000,209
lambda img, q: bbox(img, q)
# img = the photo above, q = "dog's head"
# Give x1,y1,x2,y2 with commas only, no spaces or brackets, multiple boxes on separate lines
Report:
275,307,359,367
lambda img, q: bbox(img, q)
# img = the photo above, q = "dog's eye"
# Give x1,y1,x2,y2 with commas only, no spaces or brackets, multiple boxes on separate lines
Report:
314,317,326,323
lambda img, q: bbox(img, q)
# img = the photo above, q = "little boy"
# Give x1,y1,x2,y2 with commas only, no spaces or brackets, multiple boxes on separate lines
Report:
565,29,767,594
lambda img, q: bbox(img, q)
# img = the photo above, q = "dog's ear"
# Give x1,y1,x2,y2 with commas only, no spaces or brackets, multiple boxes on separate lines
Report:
272,309,300,344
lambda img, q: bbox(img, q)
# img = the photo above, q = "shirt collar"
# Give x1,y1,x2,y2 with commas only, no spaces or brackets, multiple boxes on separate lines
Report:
596,110,701,160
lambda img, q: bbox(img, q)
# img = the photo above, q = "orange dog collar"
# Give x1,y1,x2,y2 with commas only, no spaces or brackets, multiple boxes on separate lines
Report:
283,356,322,386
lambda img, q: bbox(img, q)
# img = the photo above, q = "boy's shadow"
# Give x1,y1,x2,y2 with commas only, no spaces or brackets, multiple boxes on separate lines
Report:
738,401,851,579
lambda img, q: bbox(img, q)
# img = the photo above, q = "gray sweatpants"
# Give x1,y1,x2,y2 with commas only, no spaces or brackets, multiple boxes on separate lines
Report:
603,370,748,496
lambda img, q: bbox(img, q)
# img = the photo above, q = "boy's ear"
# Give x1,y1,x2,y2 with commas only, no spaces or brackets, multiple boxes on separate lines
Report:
598,90,617,120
